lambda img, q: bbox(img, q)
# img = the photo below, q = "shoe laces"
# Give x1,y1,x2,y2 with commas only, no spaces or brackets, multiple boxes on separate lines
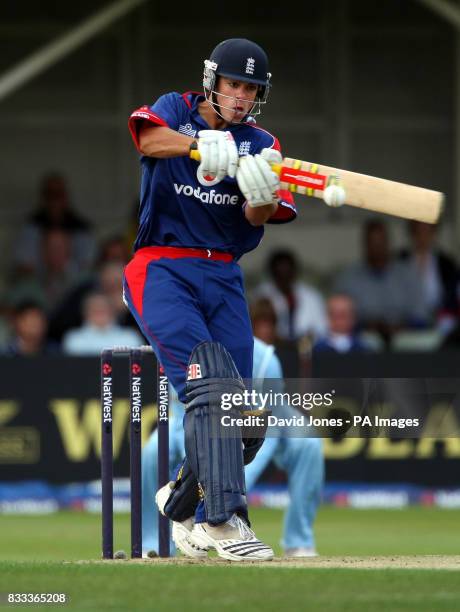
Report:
228,514,255,540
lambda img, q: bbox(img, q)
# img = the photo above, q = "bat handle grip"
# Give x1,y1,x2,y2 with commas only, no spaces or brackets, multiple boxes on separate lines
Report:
190,149,281,175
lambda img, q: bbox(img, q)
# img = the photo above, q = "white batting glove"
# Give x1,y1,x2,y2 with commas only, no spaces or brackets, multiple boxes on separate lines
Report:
236,150,281,208
196,130,238,187
260,147,282,166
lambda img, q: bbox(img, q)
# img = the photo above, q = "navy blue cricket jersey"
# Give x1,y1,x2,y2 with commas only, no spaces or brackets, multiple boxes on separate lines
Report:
128,91,296,260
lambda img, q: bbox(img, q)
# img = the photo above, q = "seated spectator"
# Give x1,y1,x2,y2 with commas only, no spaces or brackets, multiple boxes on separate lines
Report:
335,220,427,341
41,229,87,309
8,229,86,316
250,297,279,346
399,221,459,330
12,172,95,276
254,249,327,341
98,235,131,266
98,262,131,325
63,292,143,355
48,261,136,341
249,297,301,378
4,301,58,356
313,294,371,354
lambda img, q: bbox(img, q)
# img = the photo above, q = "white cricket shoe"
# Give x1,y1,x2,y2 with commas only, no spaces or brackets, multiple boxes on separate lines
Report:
284,547,318,558
172,517,208,559
190,513,274,561
155,481,207,560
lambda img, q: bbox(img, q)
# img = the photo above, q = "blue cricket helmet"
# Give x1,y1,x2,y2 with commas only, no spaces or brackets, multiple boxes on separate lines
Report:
203,38,272,120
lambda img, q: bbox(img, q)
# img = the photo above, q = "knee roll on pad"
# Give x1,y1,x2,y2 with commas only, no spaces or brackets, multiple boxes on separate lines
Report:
184,341,249,525
186,341,246,412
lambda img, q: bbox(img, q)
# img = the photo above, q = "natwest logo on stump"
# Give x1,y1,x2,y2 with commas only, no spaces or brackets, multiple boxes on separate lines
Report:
131,363,141,375
102,363,112,376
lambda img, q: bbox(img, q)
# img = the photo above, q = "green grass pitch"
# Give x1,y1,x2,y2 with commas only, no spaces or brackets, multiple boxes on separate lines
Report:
1,507,459,611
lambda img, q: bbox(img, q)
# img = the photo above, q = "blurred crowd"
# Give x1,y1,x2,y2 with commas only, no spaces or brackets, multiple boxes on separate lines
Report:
1,172,460,357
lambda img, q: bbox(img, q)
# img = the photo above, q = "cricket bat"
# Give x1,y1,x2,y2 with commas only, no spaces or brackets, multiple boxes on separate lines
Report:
189,150,444,224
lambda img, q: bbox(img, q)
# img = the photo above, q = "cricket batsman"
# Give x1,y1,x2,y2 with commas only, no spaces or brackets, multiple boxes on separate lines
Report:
124,38,296,561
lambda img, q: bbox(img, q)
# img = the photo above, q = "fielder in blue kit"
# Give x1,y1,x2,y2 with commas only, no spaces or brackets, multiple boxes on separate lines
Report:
141,338,324,558
124,39,296,561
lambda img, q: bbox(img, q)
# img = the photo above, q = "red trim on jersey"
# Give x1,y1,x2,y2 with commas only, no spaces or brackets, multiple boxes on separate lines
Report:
272,136,296,221
128,105,169,151
123,266,189,373
268,194,297,223
244,122,276,148
181,91,203,109
276,187,295,205
124,254,150,318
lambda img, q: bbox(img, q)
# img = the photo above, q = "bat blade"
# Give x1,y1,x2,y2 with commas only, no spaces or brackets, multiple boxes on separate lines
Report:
189,149,444,224
277,158,444,224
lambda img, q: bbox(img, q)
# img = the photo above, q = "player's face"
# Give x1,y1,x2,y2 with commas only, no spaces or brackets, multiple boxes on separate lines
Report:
215,78,258,122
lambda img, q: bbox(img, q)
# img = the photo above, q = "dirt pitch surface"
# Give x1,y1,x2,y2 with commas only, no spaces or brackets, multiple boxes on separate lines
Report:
69,555,460,570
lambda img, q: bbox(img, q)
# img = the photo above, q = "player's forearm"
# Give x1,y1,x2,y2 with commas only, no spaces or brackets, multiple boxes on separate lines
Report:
139,126,195,158
244,202,278,226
